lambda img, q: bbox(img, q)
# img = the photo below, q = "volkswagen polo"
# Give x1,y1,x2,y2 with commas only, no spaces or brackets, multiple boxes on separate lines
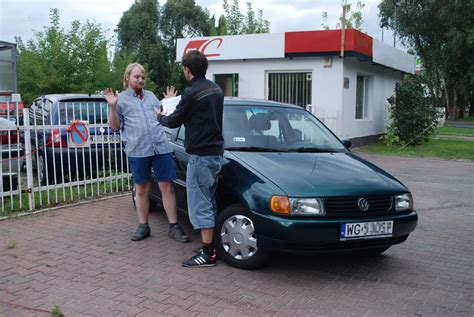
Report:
140,98,418,269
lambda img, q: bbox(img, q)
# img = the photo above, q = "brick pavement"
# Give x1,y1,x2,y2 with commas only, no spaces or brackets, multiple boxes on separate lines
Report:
0,154,473,316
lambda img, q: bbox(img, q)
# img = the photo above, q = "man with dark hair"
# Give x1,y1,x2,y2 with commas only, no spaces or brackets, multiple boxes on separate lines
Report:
156,50,224,267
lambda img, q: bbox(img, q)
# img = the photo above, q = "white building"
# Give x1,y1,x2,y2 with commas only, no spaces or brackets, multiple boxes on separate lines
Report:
177,29,415,145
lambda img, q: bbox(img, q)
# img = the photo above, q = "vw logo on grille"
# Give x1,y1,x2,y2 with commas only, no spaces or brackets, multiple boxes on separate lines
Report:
357,198,369,212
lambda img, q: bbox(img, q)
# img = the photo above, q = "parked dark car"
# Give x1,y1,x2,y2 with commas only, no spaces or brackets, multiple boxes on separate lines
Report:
140,98,418,269
28,94,124,185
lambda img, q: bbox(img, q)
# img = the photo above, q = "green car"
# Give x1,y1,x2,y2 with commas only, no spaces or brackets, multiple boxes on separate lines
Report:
144,98,417,269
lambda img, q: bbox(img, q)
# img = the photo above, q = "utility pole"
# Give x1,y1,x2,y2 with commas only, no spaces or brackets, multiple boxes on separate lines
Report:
340,3,348,57
393,0,398,47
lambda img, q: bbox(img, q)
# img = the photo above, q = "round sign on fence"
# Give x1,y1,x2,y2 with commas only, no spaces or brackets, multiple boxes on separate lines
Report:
68,121,90,147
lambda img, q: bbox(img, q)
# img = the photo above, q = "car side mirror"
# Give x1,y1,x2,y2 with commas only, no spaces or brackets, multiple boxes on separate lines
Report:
342,139,352,148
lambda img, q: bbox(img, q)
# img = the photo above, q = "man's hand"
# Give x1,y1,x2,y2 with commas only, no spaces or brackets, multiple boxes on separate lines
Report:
155,107,163,116
103,88,118,107
163,86,178,98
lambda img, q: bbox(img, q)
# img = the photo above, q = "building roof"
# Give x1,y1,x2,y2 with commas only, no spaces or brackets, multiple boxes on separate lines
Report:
177,29,415,74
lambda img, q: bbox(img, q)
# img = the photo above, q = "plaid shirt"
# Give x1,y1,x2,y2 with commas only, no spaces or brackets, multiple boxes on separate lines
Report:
115,88,172,158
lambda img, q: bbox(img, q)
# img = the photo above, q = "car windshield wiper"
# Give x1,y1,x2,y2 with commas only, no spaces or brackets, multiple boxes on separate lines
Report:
225,146,285,152
289,147,340,153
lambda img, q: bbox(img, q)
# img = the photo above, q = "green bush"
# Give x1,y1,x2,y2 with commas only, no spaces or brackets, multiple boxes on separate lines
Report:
383,75,441,146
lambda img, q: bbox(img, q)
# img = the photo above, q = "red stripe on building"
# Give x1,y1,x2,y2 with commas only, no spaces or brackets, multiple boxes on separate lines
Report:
285,29,373,57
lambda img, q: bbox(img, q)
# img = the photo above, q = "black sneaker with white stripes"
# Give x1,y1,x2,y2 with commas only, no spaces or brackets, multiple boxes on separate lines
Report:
182,250,217,268
193,247,217,262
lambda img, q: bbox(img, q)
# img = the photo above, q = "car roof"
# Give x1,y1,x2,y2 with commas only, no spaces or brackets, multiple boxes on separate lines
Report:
39,95,302,109
224,97,302,110
0,117,16,127
41,94,105,102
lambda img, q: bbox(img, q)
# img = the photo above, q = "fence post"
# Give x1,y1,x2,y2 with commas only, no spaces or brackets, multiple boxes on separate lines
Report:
23,108,35,211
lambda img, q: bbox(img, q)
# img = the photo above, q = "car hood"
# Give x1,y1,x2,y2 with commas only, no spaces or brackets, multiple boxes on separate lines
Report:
226,151,408,197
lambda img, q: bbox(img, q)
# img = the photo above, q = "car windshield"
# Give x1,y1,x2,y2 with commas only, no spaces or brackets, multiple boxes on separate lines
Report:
58,101,109,124
223,105,346,152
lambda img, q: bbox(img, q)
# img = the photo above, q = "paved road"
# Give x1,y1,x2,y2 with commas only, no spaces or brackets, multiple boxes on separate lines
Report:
0,154,473,316
445,119,474,129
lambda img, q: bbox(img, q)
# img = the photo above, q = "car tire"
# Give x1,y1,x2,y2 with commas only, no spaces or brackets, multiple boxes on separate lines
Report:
37,153,49,185
37,153,63,185
131,185,158,212
215,204,268,270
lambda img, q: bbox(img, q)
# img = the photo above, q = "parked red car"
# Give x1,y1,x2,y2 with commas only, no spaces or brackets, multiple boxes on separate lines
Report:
0,93,24,125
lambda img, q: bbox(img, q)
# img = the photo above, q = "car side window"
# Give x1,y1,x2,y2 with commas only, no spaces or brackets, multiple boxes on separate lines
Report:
42,99,54,125
30,99,44,125
176,125,185,145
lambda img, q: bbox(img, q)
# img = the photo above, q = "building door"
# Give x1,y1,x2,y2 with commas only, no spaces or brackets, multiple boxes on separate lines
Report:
267,72,312,109
214,73,239,97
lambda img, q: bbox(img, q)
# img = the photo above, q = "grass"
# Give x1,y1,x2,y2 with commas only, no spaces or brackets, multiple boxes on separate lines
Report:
436,127,474,137
458,116,474,122
356,138,474,161
51,305,65,317
6,240,16,249
0,177,132,218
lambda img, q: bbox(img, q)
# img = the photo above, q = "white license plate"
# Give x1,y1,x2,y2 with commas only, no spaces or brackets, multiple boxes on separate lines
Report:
340,221,393,241
90,134,120,144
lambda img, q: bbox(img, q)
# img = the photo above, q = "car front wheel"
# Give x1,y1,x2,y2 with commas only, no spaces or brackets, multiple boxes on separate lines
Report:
215,204,268,270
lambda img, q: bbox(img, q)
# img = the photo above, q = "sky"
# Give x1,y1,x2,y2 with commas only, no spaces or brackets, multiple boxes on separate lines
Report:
0,0,400,47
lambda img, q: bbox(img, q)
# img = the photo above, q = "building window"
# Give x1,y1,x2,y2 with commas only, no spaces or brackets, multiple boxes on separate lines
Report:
268,72,312,109
214,74,239,97
355,75,370,119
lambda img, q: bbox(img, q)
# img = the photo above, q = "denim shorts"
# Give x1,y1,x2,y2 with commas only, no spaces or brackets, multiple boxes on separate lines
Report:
128,152,177,184
186,155,222,229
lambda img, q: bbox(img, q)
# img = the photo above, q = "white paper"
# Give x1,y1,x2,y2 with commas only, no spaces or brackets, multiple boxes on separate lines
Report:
161,96,181,115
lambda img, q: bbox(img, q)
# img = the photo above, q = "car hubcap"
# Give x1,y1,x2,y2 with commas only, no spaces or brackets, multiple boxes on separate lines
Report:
220,214,257,260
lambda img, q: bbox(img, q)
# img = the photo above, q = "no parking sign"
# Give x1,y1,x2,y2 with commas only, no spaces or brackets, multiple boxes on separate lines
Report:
67,120,90,148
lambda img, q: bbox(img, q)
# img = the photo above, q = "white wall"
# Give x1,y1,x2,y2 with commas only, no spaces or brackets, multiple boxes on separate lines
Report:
206,56,401,139
373,39,415,74
207,57,344,130
340,58,402,139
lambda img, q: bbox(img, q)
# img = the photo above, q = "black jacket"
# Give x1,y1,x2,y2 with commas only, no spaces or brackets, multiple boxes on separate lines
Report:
157,76,224,156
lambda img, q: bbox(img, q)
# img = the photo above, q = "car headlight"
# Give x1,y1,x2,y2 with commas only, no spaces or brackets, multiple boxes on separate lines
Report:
395,193,413,211
270,196,325,216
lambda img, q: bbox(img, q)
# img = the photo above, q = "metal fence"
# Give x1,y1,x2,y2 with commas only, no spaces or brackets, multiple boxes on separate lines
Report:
0,102,131,215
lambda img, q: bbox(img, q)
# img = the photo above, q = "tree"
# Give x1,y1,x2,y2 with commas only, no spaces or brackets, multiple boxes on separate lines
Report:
160,0,213,61
378,1,474,119
116,0,167,92
222,0,244,35
114,0,270,94
322,0,365,31
216,15,228,35
116,0,214,93
17,8,113,105
382,75,441,146
220,0,270,35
